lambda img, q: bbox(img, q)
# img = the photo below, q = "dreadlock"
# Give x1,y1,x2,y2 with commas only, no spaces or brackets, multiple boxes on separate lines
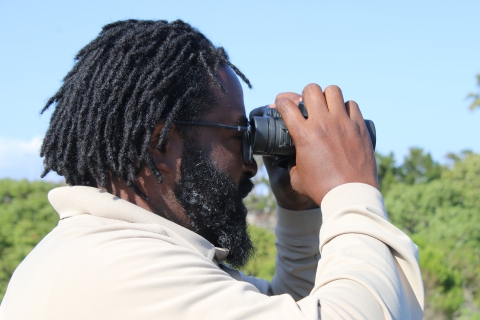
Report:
40,19,251,198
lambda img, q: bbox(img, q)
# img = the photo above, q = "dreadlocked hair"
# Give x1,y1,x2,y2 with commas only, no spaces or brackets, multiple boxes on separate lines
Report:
40,19,251,199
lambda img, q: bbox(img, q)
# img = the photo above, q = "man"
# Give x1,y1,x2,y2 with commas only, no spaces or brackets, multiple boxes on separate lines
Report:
0,19,423,319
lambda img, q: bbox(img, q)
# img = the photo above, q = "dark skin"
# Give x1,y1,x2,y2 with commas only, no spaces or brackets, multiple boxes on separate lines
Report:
106,66,378,230
275,84,378,205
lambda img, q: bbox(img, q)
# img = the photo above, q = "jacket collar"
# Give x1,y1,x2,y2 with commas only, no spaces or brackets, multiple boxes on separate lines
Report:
48,186,229,264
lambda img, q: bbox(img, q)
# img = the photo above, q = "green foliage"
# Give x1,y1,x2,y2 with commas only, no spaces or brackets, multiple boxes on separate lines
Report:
376,152,398,194
241,225,277,281
1,151,479,318
385,153,480,318
377,148,443,194
0,179,59,301
398,147,443,184
244,181,276,215
413,235,465,317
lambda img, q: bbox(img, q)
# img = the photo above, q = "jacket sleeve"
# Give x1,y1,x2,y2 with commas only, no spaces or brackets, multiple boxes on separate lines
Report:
316,183,423,319
239,183,424,319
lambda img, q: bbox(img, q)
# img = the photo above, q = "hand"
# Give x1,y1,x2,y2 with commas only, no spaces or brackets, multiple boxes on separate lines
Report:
275,84,378,205
249,93,318,210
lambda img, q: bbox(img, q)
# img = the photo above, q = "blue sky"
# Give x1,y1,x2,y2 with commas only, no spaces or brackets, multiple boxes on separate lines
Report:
1,0,479,181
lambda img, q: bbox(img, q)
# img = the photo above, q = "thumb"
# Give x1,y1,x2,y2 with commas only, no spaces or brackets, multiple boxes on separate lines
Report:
287,165,305,197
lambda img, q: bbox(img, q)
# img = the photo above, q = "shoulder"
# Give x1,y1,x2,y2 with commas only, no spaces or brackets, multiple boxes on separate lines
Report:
3,214,234,319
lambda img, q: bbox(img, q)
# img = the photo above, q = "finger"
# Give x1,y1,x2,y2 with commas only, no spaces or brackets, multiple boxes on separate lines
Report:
275,92,301,104
249,105,268,119
345,100,371,145
343,100,374,152
302,83,327,118
345,100,364,122
275,98,306,142
287,165,303,196
324,85,347,118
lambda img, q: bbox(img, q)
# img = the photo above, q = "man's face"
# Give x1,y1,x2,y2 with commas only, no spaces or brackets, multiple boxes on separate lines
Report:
191,65,257,187
174,65,258,268
174,138,255,268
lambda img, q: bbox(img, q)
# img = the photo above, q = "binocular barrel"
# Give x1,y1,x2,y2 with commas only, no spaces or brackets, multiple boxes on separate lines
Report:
250,102,376,161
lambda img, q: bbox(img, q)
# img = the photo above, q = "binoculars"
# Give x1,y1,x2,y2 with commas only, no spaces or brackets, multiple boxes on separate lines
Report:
249,102,376,167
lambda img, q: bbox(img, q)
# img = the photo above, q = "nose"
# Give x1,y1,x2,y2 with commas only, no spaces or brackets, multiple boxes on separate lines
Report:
243,157,258,179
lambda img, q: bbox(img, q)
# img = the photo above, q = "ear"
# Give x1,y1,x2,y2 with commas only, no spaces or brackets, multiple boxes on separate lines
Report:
148,123,183,174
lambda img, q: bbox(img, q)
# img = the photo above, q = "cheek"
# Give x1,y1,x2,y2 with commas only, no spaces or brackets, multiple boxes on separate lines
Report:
197,129,244,184
209,143,244,182
174,158,182,183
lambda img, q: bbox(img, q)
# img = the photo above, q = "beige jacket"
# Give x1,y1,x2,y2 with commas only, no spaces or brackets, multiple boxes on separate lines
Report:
0,183,423,319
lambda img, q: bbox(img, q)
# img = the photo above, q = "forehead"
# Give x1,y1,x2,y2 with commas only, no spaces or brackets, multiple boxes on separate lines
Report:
202,65,247,125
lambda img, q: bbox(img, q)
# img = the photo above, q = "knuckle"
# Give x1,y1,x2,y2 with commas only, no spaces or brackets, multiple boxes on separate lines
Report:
275,98,292,111
289,171,297,183
324,85,341,95
346,100,359,109
303,83,322,94
291,177,303,194
275,93,286,102
275,92,301,103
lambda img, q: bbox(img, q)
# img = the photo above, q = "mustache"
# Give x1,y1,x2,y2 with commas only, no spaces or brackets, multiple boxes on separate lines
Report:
238,177,254,199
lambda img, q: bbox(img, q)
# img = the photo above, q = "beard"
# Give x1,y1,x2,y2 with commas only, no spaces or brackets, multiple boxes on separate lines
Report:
173,139,255,269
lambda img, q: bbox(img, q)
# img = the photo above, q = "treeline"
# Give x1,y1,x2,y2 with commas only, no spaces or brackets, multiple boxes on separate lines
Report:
1,150,479,319
0,180,60,301
382,150,480,319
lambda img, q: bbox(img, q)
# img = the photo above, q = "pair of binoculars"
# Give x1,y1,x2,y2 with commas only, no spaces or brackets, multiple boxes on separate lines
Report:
249,102,376,167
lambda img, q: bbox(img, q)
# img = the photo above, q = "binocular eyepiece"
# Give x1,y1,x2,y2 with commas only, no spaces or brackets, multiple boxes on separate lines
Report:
249,102,376,168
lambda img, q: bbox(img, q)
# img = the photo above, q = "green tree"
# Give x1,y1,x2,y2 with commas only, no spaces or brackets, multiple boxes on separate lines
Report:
0,179,60,301
467,74,480,111
241,225,277,281
445,150,472,167
376,152,398,194
385,153,480,318
398,147,443,185
376,148,443,195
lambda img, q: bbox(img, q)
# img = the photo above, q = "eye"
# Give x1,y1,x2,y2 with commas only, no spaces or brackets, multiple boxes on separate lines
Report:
231,134,244,148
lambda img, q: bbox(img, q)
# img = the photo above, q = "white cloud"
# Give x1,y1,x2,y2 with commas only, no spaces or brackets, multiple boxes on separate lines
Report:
0,136,63,181
0,136,42,168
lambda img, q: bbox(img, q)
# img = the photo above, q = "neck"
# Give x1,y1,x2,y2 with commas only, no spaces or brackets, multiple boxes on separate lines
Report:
102,173,191,230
